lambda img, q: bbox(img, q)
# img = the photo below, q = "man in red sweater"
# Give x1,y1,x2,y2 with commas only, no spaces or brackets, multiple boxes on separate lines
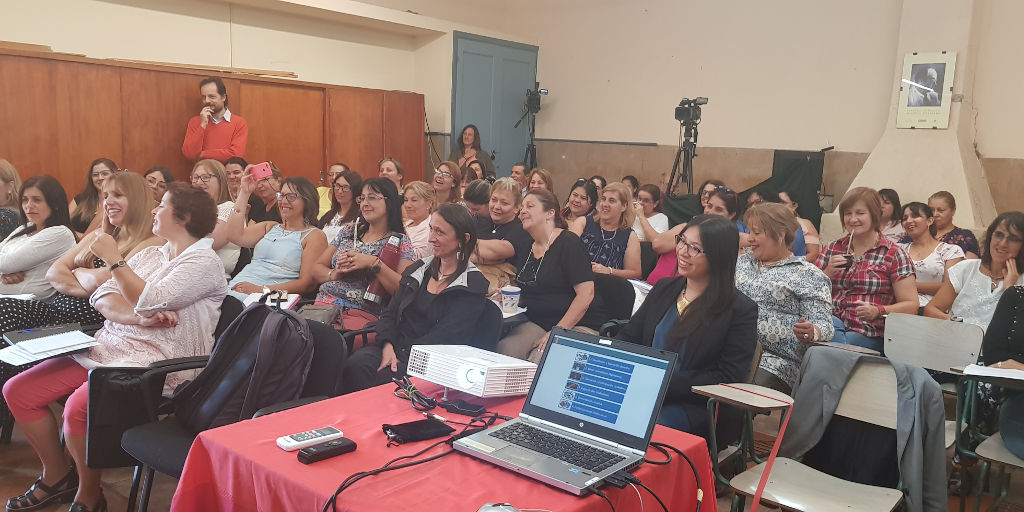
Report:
182,77,248,162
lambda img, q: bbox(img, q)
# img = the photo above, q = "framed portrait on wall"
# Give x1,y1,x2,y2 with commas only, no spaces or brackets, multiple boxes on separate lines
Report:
896,51,957,129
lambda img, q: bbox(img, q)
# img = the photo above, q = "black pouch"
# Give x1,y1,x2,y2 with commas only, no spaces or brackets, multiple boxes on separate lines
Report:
382,419,455,445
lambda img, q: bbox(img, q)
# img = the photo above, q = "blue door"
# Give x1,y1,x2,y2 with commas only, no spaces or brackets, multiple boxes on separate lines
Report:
452,32,539,178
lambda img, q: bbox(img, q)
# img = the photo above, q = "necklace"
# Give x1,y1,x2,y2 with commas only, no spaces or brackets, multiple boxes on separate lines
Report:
600,226,616,241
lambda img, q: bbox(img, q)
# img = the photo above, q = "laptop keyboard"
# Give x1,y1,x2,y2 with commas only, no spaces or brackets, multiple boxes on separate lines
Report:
489,423,625,472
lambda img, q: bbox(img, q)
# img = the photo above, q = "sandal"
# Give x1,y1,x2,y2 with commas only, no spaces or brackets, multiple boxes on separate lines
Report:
6,466,78,512
67,494,106,512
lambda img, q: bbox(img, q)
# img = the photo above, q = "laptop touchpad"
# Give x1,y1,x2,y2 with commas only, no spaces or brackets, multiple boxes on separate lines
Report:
497,446,542,467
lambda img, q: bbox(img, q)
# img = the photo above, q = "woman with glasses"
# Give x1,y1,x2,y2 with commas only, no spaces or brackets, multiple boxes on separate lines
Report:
816,187,918,352
317,168,362,243
924,212,1024,328
0,159,23,241
68,158,118,236
190,159,240,277
631,184,669,242
615,215,756,445
402,181,435,260
571,182,642,279
561,179,598,225
379,157,404,191
735,203,833,394
898,201,964,310
432,161,462,207
143,166,173,203
225,174,327,300
497,190,598,363
313,178,415,332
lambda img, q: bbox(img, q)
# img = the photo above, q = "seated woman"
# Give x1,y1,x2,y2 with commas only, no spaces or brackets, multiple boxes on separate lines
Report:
462,179,491,217
631,184,669,242
647,186,743,284
570,182,642,279
431,161,462,207
378,157,404,192
778,188,821,262
924,211,1024,328
696,179,726,211
316,162,349,219
561,179,597,226
2,182,227,512
191,159,240,278
317,168,362,243
143,166,173,203
616,215,756,444
497,190,598,363
816,187,918,352
743,190,807,257
226,174,327,300
0,172,159,334
971,286,1024,441
898,201,965,310
878,188,906,244
0,176,77,301
735,203,834,394
248,162,283,223
527,168,555,196
459,163,480,197
401,181,434,260
472,178,533,294
313,178,416,331
0,158,23,240
341,204,489,393
922,190,980,259
68,158,117,236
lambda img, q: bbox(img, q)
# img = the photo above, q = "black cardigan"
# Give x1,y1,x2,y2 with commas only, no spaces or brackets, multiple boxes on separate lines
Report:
617,276,758,447
983,286,1024,364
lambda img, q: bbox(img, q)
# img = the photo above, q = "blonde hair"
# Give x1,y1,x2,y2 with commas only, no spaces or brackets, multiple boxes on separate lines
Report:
0,159,21,207
743,202,799,249
193,159,230,203
838,187,883,233
489,177,523,207
402,181,435,209
73,172,156,268
436,161,462,204
603,182,635,230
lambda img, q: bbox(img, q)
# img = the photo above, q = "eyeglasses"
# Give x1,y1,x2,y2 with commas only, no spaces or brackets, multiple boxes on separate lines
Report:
355,194,386,204
91,170,114,180
191,174,214,184
276,192,300,203
332,184,351,192
992,231,1024,245
675,234,705,256
435,170,453,179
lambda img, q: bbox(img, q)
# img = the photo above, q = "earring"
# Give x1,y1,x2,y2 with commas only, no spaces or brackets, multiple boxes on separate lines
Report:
456,249,463,260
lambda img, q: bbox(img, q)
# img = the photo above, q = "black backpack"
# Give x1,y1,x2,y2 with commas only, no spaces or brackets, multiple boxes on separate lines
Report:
173,298,315,432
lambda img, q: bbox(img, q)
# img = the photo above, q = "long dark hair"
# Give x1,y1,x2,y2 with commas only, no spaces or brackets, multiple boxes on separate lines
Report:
564,179,598,218
981,211,1024,272
319,169,362,228
429,203,478,285
11,175,70,240
706,187,740,220
71,157,117,230
457,124,483,152
903,202,937,237
878,188,902,225
669,215,739,348
357,178,405,238
280,177,319,226
528,189,567,229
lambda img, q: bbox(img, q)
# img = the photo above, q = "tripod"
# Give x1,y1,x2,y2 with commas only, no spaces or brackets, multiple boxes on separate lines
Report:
665,121,699,197
515,109,539,169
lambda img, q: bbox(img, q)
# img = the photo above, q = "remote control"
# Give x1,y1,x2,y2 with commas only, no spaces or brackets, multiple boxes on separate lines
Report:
297,437,357,464
276,426,344,451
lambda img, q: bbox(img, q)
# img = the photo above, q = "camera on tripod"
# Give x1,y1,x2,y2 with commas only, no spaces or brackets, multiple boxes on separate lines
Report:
674,97,708,124
525,87,548,115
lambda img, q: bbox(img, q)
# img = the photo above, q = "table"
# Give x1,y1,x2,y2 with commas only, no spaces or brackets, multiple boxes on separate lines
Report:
172,380,717,512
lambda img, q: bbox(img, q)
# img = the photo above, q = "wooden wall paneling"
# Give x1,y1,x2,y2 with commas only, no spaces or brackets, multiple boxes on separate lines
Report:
237,82,324,184
326,87,385,180
383,91,426,183
53,61,124,195
0,55,61,181
119,69,218,181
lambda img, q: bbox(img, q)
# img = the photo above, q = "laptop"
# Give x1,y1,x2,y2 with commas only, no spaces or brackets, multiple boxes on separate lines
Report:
453,327,677,495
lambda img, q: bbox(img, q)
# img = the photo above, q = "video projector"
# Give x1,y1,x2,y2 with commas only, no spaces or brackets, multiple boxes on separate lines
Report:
406,345,537,398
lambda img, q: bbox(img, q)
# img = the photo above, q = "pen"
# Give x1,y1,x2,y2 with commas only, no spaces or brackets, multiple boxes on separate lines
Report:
422,412,448,422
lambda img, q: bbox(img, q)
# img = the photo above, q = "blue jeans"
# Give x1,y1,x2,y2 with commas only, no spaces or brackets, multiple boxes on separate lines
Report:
831,316,884,353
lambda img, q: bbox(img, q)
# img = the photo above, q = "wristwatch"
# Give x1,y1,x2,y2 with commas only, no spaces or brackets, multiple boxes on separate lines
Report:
109,260,128,272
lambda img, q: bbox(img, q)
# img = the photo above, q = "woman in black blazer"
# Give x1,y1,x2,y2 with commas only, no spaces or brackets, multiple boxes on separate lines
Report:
617,215,757,448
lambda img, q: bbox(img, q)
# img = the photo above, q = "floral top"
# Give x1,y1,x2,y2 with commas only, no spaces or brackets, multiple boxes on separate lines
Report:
736,250,835,387
815,235,915,338
897,241,964,306
0,208,19,241
947,259,1024,329
316,223,414,317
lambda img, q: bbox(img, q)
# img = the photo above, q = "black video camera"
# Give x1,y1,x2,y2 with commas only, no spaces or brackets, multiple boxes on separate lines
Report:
674,97,708,124
525,87,548,114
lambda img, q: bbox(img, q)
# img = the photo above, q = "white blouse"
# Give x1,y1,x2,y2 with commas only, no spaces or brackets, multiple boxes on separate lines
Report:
404,215,432,261
215,201,240,277
631,212,669,242
947,259,1024,329
0,224,76,299
898,241,964,306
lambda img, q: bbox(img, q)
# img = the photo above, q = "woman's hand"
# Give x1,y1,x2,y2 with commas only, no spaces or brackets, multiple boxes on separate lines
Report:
1006,259,1020,290
591,262,612,275
378,343,400,372
793,317,817,344
335,251,378,273
854,300,881,322
1,272,26,285
527,331,551,363
632,201,644,216
89,232,121,265
138,310,179,328
991,359,1024,371
824,255,848,277
231,281,265,295
239,171,257,197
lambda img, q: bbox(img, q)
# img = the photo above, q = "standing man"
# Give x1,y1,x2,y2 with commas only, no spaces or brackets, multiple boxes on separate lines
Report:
182,77,248,162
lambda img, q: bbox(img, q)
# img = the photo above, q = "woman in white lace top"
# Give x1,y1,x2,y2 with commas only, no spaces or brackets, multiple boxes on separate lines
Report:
897,202,964,307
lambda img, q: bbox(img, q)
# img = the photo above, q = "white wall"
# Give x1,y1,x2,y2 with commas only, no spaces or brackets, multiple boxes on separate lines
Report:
973,0,1024,159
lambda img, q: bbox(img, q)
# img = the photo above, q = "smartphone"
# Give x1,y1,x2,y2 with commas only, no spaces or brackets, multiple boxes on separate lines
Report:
250,162,273,181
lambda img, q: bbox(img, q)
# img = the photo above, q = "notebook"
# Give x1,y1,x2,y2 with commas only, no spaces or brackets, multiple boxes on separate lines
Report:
453,327,677,495
0,324,96,366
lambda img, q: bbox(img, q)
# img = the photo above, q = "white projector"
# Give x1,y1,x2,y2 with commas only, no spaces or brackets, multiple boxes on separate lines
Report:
406,345,537,398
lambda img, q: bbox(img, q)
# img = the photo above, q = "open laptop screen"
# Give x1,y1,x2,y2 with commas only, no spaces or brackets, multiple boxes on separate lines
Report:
521,329,675,451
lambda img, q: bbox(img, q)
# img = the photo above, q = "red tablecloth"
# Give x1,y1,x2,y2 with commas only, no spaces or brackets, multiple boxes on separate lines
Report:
171,381,717,512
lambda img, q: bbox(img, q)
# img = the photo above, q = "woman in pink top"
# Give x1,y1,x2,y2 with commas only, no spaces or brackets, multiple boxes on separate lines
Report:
2,183,227,512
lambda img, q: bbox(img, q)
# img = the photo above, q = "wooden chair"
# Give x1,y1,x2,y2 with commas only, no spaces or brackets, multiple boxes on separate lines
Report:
884,313,984,449
701,355,905,512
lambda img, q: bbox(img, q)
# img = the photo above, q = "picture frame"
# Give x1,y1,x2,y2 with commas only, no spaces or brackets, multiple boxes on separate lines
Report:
896,51,957,129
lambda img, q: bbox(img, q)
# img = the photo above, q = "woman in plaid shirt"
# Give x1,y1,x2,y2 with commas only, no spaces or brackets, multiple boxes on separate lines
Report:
815,187,918,352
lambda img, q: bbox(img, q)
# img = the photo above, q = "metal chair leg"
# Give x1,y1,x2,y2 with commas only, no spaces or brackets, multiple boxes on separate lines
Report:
138,467,155,512
731,492,745,512
974,461,990,512
125,465,143,512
